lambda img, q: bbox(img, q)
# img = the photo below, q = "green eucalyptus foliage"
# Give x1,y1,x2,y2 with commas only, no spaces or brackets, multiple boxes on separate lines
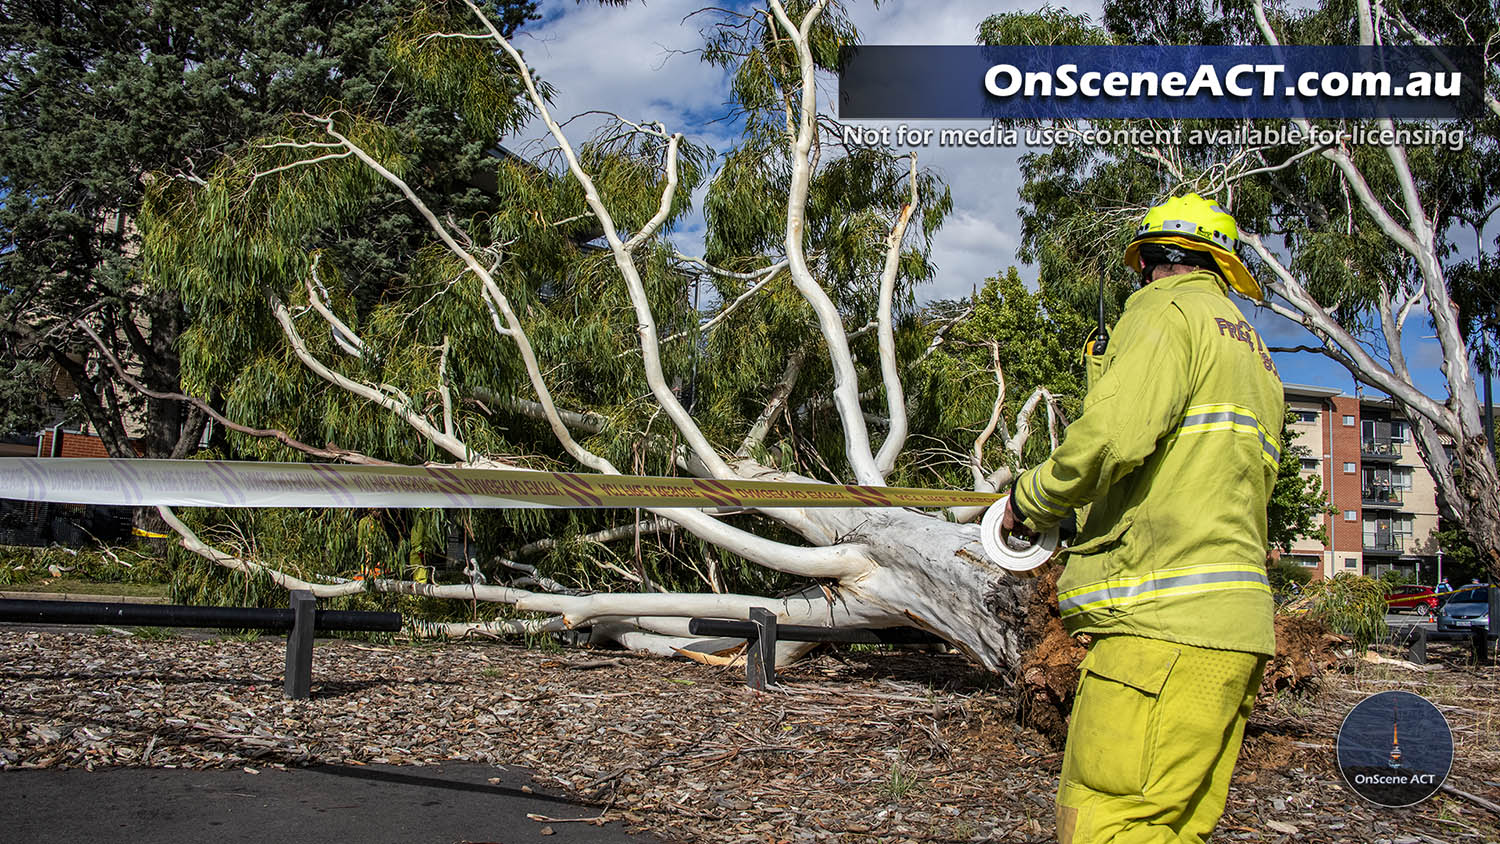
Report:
986,0,1499,340
1266,557,1314,596
1376,568,1418,587
0,545,171,587
1432,522,1493,585
978,5,1110,46
1299,573,1389,649
902,268,1090,487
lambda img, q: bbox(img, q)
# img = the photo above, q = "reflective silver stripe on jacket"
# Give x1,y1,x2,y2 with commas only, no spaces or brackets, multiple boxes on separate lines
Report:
1058,564,1271,618
1171,403,1281,468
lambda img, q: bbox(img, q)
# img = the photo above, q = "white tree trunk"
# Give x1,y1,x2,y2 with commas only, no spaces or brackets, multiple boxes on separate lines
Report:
792,506,1033,669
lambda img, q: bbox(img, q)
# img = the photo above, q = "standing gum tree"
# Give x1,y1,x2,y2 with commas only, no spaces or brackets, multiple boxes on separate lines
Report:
992,0,1500,579
141,0,1082,669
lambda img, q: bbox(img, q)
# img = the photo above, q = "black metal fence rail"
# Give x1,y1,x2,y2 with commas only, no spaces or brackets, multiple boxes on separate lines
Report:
0,591,401,699
688,609,945,689
0,598,399,633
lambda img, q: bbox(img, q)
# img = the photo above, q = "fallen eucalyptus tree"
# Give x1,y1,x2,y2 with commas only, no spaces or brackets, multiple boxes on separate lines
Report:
139,0,1071,671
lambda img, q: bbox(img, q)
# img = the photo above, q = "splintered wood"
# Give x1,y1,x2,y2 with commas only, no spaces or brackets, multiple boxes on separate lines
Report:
1,630,1496,843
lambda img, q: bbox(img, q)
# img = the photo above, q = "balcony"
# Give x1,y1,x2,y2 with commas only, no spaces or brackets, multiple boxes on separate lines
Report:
1363,535,1406,555
1361,486,1405,508
1361,438,1401,461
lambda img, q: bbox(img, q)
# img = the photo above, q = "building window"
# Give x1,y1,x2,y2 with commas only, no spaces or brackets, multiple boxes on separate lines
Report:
1300,458,1320,472
1343,462,1357,474
1393,467,1413,490
1344,557,1358,569
1343,414,1356,426
1391,420,1408,442
1344,510,1358,521
1297,410,1319,423
1393,515,1414,539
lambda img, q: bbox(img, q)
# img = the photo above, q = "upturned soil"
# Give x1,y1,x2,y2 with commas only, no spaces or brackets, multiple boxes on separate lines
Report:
1,626,1497,843
1014,567,1346,745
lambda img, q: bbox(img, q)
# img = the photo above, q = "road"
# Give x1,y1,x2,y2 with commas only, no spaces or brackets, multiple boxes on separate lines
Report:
3,762,665,844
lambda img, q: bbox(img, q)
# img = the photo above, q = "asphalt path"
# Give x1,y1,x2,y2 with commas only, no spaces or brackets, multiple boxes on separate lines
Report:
3,762,665,844
1386,610,1441,640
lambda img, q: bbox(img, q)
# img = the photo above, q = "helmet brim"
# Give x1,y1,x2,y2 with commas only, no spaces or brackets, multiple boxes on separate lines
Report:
1123,233,1263,301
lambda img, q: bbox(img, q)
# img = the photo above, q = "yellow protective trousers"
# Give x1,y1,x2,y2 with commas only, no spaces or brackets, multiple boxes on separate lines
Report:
1056,635,1267,844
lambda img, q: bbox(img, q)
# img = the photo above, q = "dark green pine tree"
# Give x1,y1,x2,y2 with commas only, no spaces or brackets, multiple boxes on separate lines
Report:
0,0,538,462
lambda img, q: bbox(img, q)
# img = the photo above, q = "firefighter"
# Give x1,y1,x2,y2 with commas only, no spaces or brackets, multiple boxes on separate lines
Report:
1003,193,1283,843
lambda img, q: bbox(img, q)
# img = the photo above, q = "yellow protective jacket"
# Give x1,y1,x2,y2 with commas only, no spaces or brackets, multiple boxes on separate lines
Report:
1012,270,1283,656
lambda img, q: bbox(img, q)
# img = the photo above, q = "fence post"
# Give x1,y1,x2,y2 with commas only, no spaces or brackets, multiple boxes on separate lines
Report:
1490,587,1500,665
746,607,777,690
1471,625,1490,666
1405,626,1427,665
284,590,316,699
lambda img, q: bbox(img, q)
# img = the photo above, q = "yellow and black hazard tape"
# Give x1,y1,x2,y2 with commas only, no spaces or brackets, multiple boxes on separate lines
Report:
130,527,173,539
0,458,1004,511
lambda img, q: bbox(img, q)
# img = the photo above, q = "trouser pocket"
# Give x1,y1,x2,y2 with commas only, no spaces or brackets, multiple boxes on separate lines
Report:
1061,636,1180,797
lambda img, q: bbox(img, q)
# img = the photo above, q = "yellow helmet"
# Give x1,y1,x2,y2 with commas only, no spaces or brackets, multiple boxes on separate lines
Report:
1121,193,1262,301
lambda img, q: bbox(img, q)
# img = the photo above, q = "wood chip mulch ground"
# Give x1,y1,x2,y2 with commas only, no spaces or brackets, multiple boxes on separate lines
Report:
1,628,1497,843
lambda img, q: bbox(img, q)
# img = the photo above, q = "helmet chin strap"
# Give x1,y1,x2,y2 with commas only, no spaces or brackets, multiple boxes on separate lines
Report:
1136,243,1220,287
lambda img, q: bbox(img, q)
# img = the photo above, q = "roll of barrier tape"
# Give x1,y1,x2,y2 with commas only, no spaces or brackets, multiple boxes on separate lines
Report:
979,496,1060,573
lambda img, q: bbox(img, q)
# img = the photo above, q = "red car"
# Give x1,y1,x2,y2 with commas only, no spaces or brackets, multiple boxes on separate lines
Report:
1386,585,1439,614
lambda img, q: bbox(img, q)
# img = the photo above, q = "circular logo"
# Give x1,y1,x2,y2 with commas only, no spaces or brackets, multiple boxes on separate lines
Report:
1336,690,1453,807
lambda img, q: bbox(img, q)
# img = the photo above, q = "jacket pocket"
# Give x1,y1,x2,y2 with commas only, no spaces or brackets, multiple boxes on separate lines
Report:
1065,512,1134,556
1063,637,1180,797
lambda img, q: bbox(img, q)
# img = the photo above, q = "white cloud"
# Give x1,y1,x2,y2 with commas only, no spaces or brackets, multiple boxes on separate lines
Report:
517,0,730,127
924,210,1018,300
514,1,1102,297
846,0,1104,299
846,1,992,45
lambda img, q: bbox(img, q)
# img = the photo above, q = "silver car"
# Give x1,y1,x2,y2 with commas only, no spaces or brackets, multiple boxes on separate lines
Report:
1437,585,1493,636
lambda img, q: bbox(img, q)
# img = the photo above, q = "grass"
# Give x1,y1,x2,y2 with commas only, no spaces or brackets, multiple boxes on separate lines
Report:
521,629,564,653
129,626,177,641
1,578,170,598
1270,686,1318,719
887,758,921,801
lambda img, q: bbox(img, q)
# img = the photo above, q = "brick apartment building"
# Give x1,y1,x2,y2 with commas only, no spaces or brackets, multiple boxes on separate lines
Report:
0,422,143,546
1282,383,1448,582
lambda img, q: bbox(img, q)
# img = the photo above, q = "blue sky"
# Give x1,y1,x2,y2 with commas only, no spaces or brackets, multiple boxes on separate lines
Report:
514,0,1472,400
